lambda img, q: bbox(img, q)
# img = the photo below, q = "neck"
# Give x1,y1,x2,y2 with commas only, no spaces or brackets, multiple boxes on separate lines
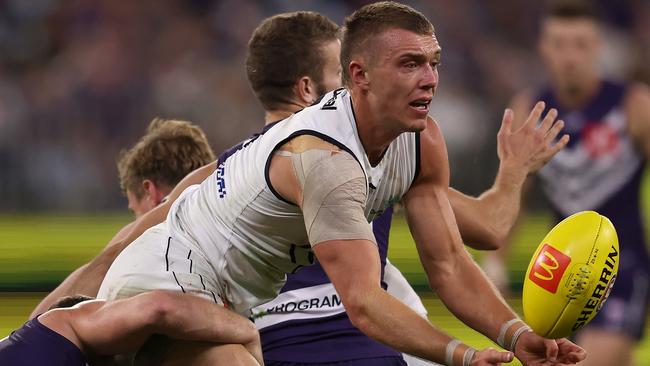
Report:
350,91,400,166
264,101,306,125
555,76,601,109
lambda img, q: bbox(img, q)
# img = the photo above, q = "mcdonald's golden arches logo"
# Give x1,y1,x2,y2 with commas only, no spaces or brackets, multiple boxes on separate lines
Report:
529,244,572,293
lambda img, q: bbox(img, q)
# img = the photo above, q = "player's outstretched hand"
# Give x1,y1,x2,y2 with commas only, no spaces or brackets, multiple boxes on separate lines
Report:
514,331,586,365
471,347,514,365
497,101,570,176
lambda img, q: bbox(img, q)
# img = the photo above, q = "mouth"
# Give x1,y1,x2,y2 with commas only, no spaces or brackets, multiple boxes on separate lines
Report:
408,98,432,114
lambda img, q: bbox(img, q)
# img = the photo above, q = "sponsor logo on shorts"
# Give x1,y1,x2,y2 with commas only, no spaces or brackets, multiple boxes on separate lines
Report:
529,244,571,294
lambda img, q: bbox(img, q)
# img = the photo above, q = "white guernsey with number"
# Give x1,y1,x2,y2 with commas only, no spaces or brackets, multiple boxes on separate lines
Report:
124,88,418,314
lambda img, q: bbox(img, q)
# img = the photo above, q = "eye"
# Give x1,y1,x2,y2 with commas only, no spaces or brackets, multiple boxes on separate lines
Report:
404,62,418,69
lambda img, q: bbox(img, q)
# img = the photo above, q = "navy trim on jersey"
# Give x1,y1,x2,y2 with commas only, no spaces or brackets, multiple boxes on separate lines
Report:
216,120,281,166
263,130,367,206
348,102,392,167
413,131,421,185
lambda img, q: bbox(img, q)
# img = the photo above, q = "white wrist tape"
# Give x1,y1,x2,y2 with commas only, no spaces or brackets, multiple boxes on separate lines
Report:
462,347,476,366
497,318,532,351
445,339,461,366
445,339,476,366
510,324,532,351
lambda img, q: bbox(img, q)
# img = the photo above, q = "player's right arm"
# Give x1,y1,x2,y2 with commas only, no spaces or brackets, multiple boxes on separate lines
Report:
404,118,584,365
29,162,218,318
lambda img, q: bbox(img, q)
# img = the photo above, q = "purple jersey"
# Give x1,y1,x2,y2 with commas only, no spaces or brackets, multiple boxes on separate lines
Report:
537,80,650,338
0,317,87,366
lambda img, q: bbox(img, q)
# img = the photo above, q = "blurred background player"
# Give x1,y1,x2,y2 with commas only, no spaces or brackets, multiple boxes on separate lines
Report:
117,118,216,218
1,291,261,366
485,1,650,365
30,118,215,317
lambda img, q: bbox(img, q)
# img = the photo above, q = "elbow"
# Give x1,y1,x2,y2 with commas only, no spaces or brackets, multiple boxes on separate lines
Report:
140,291,176,327
478,231,505,251
346,301,373,334
463,227,506,251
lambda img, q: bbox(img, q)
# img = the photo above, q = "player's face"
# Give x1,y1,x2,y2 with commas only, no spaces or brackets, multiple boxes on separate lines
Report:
539,18,600,94
316,39,343,95
366,28,440,132
126,190,153,218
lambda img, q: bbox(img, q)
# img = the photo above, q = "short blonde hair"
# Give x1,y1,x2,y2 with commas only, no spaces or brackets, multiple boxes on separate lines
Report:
117,118,215,198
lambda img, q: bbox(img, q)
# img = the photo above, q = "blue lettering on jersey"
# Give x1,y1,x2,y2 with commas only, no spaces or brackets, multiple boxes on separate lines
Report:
216,163,226,198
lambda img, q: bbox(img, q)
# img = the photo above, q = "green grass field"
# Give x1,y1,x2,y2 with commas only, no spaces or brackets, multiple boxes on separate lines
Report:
0,213,649,365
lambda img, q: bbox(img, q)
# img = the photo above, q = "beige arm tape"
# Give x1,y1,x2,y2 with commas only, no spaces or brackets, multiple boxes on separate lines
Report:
290,148,375,247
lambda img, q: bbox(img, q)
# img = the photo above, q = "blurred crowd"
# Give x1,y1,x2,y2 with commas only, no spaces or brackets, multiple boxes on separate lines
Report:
0,0,648,211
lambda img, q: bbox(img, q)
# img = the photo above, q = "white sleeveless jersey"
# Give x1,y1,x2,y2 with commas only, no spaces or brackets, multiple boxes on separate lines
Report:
167,88,420,313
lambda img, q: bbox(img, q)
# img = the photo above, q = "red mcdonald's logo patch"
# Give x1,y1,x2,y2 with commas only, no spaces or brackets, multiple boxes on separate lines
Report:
529,244,571,294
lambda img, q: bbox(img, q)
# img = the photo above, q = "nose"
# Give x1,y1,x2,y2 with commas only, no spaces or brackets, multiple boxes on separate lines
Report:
419,64,438,90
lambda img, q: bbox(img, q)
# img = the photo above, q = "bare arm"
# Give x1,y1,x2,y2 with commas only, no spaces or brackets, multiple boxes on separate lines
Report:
57,291,261,363
451,103,568,250
404,119,517,339
404,119,584,365
30,162,217,318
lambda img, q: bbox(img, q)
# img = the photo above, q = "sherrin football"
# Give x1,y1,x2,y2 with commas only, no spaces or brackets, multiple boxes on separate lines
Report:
522,211,619,339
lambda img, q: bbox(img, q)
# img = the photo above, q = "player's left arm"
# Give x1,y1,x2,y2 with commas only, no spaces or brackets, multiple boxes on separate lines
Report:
403,118,584,364
450,105,568,250
625,82,650,158
65,291,262,364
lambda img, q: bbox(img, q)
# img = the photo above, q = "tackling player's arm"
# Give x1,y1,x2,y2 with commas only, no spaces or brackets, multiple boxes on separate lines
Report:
403,118,584,365
39,291,262,364
450,103,568,250
625,82,650,158
30,162,218,318
268,136,512,365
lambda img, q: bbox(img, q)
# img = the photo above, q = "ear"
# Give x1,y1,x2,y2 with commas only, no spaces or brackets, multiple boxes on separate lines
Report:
349,61,370,91
295,76,317,105
141,179,166,206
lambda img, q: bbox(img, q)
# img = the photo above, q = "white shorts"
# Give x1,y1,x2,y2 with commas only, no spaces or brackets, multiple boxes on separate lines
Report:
98,222,225,306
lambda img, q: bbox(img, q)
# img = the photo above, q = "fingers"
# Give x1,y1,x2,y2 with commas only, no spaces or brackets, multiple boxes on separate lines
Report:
545,339,559,362
538,108,558,134
499,108,514,135
521,101,545,131
474,348,514,365
544,119,564,145
557,338,587,363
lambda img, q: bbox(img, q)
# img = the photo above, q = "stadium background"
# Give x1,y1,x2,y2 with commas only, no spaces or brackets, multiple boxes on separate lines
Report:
0,0,649,364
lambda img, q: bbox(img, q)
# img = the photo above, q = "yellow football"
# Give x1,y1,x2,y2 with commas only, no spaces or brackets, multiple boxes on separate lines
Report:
522,211,619,339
